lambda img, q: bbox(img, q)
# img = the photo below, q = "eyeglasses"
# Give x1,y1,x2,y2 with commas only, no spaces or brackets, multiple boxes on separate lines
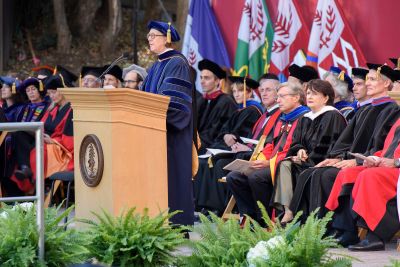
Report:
146,33,165,40
124,80,138,84
276,93,296,99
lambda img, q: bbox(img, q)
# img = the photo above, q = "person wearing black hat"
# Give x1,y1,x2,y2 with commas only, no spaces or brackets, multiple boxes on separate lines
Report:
53,65,77,87
8,78,50,194
81,66,103,88
194,76,264,215
103,65,123,88
389,59,400,92
346,67,371,120
290,63,399,248
141,20,194,227
196,59,237,154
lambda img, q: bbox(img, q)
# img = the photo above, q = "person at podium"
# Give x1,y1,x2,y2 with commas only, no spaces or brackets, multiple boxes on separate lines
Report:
141,21,194,226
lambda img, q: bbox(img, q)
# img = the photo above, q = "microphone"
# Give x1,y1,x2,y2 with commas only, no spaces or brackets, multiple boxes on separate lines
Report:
97,52,133,86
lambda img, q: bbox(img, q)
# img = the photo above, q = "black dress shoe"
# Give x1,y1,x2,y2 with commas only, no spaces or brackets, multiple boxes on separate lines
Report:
15,165,33,182
337,231,359,247
348,239,385,251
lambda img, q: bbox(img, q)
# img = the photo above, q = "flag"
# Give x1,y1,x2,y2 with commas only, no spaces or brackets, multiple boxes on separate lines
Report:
233,0,274,80
306,0,367,76
270,0,310,82
182,0,231,91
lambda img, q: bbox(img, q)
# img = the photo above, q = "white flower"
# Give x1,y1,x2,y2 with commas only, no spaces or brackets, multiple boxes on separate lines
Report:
14,202,34,212
247,236,285,266
0,211,8,219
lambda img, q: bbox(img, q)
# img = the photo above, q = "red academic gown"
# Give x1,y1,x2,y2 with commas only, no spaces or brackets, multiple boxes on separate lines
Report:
13,103,74,192
326,117,400,219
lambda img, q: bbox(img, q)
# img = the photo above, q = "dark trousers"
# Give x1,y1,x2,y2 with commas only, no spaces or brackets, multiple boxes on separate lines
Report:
226,167,273,223
13,131,35,169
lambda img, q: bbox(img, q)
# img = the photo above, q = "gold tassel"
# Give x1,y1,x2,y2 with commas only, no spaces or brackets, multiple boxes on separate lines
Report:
376,66,382,80
59,74,66,87
166,22,172,43
53,66,57,75
79,73,82,87
243,78,247,108
12,80,16,94
207,157,213,168
338,70,345,81
39,80,44,91
397,57,400,70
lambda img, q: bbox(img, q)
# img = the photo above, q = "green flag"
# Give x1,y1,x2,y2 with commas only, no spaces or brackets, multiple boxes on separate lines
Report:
233,0,274,80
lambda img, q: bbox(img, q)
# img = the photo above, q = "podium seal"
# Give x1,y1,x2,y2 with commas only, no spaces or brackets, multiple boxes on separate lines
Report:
79,134,104,187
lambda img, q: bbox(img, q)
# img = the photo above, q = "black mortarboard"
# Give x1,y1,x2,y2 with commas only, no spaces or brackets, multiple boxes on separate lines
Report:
44,74,68,90
54,65,78,85
393,70,400,82
147,21,180,42
103,65,123,82
228,76,259,89
351,68,369,80
288,64,319,82
32,65,55,78
390,58,400,69
367,63,397,82
366,63,381,70
81,66,103,78
198,59,226,79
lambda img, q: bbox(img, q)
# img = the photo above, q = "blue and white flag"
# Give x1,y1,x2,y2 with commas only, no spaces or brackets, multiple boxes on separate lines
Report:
182,0,231,92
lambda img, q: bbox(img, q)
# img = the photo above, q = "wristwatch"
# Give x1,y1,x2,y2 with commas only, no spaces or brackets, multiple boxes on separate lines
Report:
394,158,400,168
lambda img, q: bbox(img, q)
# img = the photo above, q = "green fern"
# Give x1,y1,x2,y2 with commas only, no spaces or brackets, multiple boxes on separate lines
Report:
180,203,353,267
81,207,185,267
0,203,89,266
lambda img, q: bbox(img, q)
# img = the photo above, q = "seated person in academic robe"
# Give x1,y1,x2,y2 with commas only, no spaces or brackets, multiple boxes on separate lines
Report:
323,67,354,120
80,66,103,88
347,68,372,120
288,64,400,229
102,65,123,88
122,64,148,90
11,74,74,194
5,77,49,195
272,79,347,225
193,75,275,215
0,76,25,122
326,117,400,251
0,77,26,195
141,21,194,226
287,64,319,94
321,64,399,246
226,82,309,225
210,76,264,150
196,59,237,154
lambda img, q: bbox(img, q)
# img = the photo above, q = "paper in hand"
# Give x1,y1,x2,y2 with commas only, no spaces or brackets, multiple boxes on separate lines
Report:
223,159,254,176
348,152,377,164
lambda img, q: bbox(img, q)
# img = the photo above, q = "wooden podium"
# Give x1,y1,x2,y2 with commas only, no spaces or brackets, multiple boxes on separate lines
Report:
60,88,170,223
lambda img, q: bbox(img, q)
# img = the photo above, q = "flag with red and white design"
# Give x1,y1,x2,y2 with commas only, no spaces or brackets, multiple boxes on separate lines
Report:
270,0,310,82
306,0,367,76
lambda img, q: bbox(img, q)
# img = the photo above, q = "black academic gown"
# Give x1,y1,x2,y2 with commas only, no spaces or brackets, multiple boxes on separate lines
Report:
194,103,262,212
271,109,347,211
142,50,194,226
197,94,237,154
289,101,400,219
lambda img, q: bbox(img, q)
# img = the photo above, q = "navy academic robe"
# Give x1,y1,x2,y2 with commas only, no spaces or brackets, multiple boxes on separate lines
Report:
142,49,194,226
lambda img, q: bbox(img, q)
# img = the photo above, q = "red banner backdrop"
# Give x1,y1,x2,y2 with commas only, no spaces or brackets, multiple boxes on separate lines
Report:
212,0,399,66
